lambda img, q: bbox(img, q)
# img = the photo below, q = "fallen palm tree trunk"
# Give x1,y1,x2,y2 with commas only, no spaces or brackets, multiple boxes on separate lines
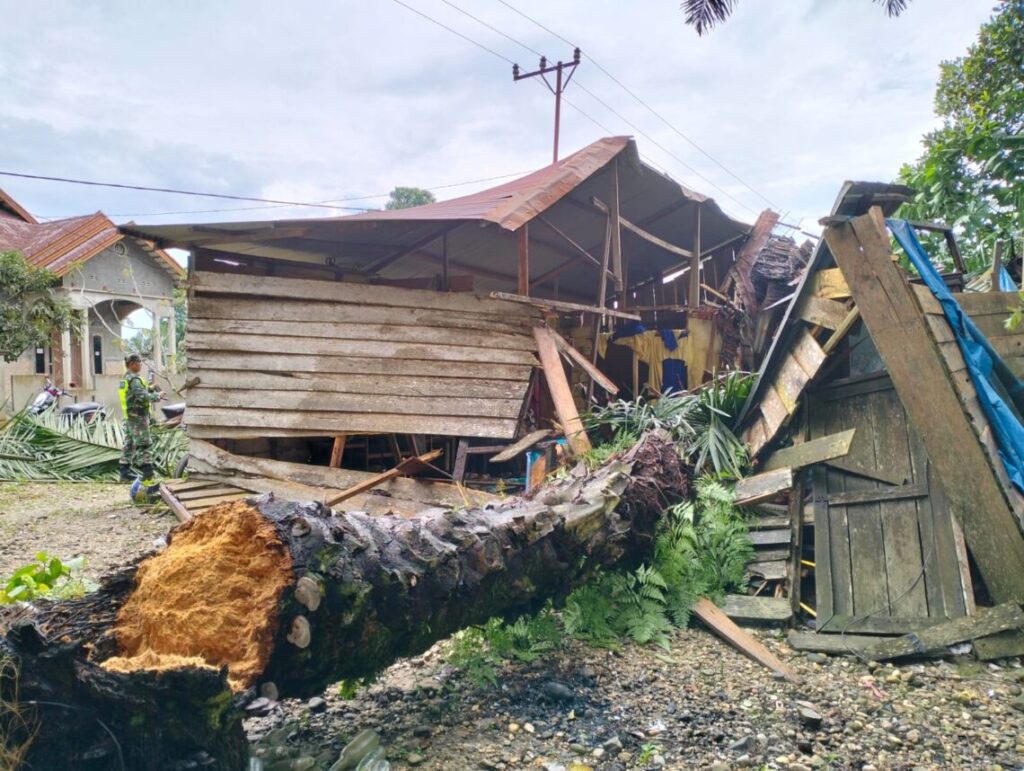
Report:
1,432,686,770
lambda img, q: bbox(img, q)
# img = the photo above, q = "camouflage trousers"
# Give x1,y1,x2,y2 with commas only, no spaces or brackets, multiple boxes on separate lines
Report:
121,414,154,468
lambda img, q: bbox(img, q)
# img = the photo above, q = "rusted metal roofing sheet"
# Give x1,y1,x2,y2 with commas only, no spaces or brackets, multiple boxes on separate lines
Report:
0,203,185,279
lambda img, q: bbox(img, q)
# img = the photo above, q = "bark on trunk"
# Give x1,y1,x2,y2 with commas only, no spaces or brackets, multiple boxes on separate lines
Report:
1,433,686,770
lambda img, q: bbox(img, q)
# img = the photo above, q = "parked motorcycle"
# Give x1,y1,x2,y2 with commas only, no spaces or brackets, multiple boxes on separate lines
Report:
27,378,106,422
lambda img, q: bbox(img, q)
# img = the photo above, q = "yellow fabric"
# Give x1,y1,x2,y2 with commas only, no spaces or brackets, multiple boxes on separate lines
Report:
603,319,722,393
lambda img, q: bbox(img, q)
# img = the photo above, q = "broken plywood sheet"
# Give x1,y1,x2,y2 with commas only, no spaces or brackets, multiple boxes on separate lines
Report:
761,429,855,472
734,467,794,505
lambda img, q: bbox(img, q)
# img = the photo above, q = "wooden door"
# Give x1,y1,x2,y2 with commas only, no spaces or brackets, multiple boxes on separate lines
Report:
809,374,969,629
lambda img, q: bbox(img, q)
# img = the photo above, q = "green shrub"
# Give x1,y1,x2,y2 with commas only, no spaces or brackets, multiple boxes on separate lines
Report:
0,552,98,603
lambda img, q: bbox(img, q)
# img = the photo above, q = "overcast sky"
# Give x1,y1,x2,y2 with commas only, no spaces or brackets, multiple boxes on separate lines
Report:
0,0,996,237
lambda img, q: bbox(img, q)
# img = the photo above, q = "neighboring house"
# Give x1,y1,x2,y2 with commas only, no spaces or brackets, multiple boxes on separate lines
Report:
0,188,185,416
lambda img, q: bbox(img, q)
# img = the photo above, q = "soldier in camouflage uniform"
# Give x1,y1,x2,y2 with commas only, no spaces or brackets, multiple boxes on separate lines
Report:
118,353,164,482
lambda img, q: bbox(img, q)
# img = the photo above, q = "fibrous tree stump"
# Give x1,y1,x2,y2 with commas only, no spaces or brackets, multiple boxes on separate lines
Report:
1,432,686,770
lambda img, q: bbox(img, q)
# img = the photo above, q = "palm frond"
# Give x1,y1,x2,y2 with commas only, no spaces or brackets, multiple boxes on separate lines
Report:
876,0,910,17
681,0,737,35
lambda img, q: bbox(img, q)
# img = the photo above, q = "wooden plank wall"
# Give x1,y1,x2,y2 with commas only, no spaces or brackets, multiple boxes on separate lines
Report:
911,284,1024,529
186,271,542,439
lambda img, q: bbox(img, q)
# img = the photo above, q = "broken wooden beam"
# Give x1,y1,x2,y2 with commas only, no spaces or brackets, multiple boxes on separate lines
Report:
720,593,794,624
489,292,641,321
324,449,442,506
761,429,855,472
534,326,593,456
864,602,1024,660
551,331,620,394
734,467,794,505
489,429,553,463
158,483,193,524
693,598,799,682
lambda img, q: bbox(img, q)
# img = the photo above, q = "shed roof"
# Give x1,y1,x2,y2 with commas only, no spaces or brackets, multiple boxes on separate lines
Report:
124,137,751,302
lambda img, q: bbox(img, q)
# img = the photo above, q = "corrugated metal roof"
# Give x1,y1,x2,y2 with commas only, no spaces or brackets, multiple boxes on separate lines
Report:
0,202,185,279
125,137,751,302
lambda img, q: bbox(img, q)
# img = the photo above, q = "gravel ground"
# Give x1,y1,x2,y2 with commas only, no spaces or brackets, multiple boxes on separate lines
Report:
0,481,174,580
248,629,1024,771
2,486,1021,770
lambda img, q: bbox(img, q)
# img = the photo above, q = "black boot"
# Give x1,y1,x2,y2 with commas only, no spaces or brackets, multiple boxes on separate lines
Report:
140,464,156,484
118,463,133,483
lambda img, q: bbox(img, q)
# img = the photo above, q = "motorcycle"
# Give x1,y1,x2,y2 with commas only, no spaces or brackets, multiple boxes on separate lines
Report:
27,378,106,422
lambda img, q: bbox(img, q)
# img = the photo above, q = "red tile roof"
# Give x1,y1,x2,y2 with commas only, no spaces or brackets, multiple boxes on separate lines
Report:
0,189,184,279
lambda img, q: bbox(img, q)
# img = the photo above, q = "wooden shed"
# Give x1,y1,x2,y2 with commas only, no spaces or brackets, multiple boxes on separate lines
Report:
126,137,755,516
733,182,1024,656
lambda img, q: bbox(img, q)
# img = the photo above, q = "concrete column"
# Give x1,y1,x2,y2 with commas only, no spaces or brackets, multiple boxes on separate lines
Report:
79,309,93,390
166,313,177,369
59,328,72,388
150,309,163,372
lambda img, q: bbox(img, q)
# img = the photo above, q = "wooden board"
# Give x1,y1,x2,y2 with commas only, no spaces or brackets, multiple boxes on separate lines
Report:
693,598,798,681
192,270,538,317
810,267,851,300
534,327,592,456
734,467,794,505
788,632,898,655
826,211,1024,603
865,602,1024,660
762,429,855,472
797,295,849,330
489,429,552,463
186,273,540,440
719,594,793,624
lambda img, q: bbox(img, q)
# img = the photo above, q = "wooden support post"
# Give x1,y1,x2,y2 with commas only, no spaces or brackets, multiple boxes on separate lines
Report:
329,436,347,469
692,598,799,682
452,439,469,482
609,160,623,288
788,471,805,620
518,224,530,296
992,239,1005,292
824,209,1024,603
588,215,614,401
689,204,702,308
533,327,592,456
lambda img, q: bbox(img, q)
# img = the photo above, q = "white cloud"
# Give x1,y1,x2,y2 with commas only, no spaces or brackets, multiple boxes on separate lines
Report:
0,0,994,227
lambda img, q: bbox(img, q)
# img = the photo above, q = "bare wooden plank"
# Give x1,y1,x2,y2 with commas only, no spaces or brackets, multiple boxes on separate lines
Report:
817,615,943,636
188,318,537,351
189,352,533,381
551,332,620,394
747,560,788,580
489,292,641,321
192,270,539,317
187,408,518,440
188,388,525,419
973,630,1024,660
188,295,535,334
693,598,798,681
826,211,1024,603
949,290,1019,317
827,484,927,506
787,632,900,655
718,594,794,624
866,603,1024,660
760,386,790,431
534,327,592,456
489,429,553,463
329,436,346,468
821,307,861,355
823,458,906,486
164,478,220,493
810,267,850,300
748,529,791,547
190,370,529,400
762,429,856,472
183,492,252,509
325,450,443,506
798,295,850,330
187,332,539,366
734,468,794,505
173,485,247,501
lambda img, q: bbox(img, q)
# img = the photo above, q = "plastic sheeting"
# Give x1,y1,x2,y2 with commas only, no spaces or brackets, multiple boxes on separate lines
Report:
888,218,1024,492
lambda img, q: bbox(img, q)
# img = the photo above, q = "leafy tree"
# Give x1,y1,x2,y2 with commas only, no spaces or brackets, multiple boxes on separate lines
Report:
681,0,909,35
0,250,78,363
384,186,436,210
897,2,1024,274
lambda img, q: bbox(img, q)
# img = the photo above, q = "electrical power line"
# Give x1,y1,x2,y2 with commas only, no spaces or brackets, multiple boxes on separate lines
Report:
492,0,781,211
424,0,758,215
41,169,534,220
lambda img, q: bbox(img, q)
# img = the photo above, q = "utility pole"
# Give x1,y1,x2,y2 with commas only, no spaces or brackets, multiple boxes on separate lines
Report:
513,48,581,164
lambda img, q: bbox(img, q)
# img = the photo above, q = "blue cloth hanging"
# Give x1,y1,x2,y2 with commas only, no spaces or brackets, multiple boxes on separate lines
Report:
662,359,687,394
999,265,1017,292
610,321,646,342
888,219,1024,492
658,328,678,352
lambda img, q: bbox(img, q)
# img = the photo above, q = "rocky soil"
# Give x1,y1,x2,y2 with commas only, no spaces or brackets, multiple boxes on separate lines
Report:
0,481,172,579
247,628,1024,771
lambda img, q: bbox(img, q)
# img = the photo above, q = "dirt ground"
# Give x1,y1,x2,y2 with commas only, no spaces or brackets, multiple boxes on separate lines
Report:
0,481,174,580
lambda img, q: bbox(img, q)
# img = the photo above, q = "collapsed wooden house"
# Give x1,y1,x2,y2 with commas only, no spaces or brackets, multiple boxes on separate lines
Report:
125,137,759,517
733,181,1024,656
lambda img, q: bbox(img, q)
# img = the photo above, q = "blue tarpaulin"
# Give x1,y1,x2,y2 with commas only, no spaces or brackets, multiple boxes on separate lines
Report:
888,218,1024,492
